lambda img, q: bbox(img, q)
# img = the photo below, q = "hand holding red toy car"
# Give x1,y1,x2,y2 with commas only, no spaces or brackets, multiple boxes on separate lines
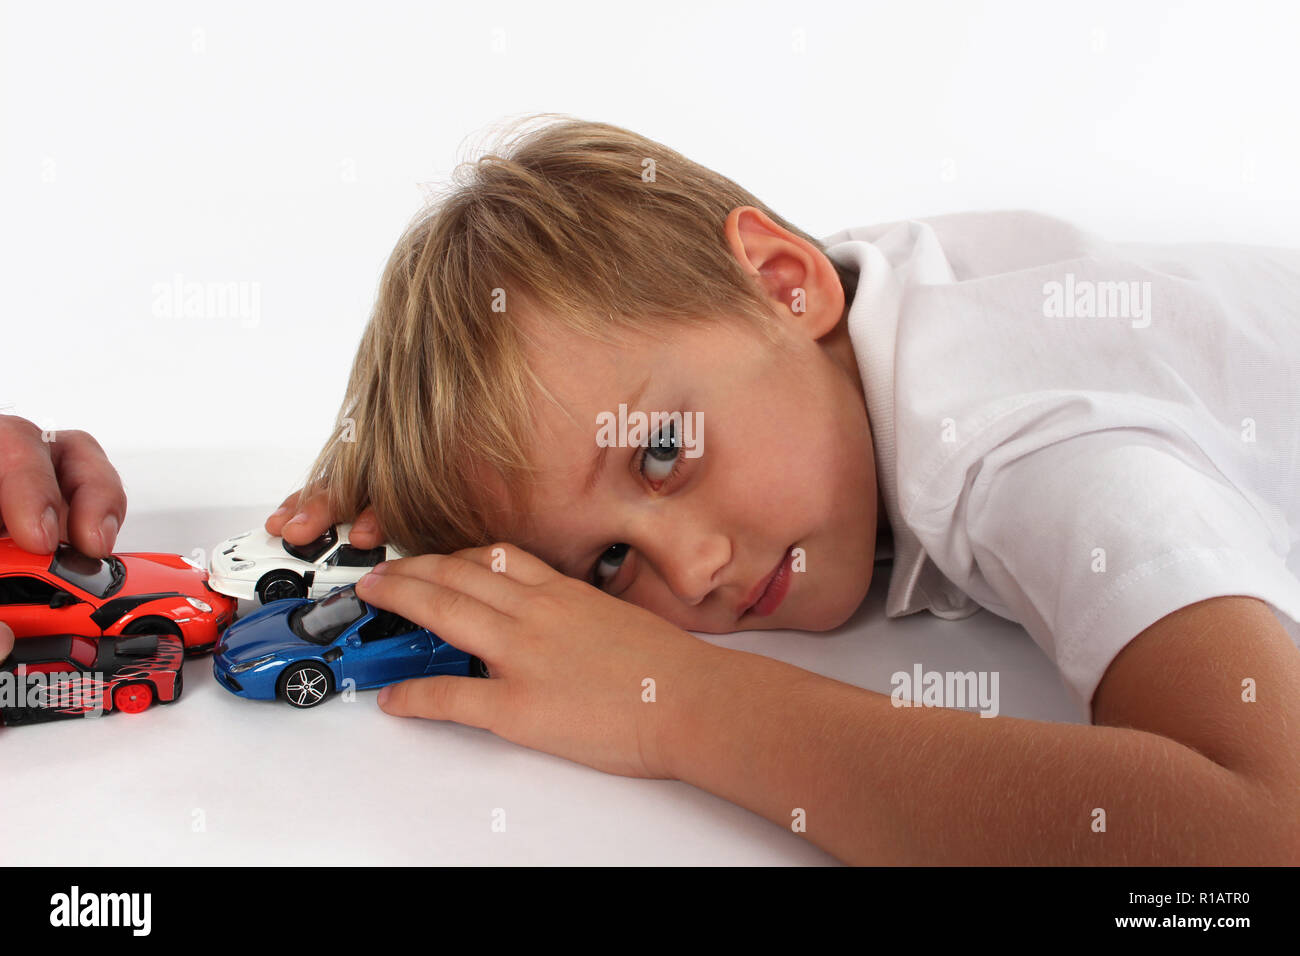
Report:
0,414,128,664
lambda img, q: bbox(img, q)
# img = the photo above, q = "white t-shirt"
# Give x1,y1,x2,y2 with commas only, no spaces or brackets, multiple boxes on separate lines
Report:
822,210,1300,721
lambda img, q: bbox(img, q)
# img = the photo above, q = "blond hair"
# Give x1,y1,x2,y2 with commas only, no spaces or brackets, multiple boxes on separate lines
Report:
302,113,854,557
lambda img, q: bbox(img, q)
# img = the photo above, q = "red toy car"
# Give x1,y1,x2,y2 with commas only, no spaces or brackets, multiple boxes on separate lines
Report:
0,538,236,655
0,632,184,725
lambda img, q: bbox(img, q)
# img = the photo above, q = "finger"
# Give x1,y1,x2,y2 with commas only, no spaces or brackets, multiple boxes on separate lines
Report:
264,487,307,535
453,542,557,586
0,622,13,665
47,430,127,557
377,674,503,729
273,489,338,545
371,552,528,616
354,568,510,661
0,416,64,553
346,506,386,549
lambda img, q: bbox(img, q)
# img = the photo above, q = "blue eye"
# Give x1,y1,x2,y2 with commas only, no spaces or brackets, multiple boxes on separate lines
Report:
642,419,679,482
588,417,691,591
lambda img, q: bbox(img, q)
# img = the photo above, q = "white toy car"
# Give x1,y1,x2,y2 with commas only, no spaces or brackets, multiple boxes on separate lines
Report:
208,524,403,605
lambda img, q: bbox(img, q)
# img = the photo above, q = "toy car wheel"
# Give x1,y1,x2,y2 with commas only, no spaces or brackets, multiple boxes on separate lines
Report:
114,682,155,714
279,662,332,708
470,656,490,678
257,570,307,604
123,616,182,638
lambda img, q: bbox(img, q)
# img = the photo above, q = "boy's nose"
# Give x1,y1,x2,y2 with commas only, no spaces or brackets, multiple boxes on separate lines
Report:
640,523,732,608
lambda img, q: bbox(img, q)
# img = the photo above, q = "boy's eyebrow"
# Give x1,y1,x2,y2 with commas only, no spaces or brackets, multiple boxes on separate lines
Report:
582,373,652,494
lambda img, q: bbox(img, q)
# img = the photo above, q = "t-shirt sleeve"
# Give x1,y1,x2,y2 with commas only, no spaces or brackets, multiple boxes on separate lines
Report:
961,428,1300,722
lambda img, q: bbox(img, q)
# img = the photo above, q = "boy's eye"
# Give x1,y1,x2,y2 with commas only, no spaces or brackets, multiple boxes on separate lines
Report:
642,419,680,483
589,418,691,591
593,542,629,586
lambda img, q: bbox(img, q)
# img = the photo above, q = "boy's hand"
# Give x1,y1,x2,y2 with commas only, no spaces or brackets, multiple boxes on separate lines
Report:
264,487,385,549
355,543,716,780
0,415,125,558
0,414,126,665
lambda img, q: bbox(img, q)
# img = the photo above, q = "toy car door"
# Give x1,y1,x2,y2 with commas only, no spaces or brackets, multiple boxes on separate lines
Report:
311,543,389,597
339,611,434,688
0,573,100,637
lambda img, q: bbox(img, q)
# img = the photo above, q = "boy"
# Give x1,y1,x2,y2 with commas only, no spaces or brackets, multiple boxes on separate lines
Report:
4,116,1298,864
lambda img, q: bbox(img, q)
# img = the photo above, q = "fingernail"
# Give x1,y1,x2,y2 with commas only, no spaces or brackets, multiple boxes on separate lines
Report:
270,506,289,520
357,572,374,589
99,514,119,554
370,561,389,574
352,514,375,532
40,507,59,552
377,685,392,706
285,512,307,526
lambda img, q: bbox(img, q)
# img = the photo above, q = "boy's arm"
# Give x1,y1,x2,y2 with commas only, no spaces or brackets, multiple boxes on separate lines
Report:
664,594,1300,865
363,549,1298,865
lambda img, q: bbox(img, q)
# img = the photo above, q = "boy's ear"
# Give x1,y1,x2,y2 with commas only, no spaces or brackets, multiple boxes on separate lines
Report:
723,205,845,340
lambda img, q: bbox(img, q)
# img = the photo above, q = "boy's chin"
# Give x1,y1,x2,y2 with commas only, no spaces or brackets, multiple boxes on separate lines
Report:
783,603,862,633
679,570,874,634
728,581,871,633
786,570,874,632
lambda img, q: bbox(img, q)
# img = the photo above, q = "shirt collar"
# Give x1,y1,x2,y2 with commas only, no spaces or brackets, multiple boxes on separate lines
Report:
821,222,981,620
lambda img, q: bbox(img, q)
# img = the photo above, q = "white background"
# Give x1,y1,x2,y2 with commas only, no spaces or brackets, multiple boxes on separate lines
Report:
3,0,1297,465
1,0,1296,864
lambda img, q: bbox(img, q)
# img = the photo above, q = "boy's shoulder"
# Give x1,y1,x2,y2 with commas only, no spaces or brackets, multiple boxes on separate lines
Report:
842,210,1300,719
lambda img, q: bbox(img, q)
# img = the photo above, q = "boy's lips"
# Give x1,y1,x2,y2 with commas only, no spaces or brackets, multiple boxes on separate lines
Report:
739,545,795,621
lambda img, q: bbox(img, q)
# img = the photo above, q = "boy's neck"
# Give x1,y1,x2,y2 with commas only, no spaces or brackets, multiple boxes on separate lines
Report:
823,309,868,411
822,309,892,547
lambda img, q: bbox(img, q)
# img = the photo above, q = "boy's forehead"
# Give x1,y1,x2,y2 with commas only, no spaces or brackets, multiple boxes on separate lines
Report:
469,453,570,566
521,331,660,462
466,455,551,553
526,317,646,398
522,308,762,409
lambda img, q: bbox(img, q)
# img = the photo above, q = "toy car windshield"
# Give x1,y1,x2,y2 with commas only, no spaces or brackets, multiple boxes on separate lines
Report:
282,525,339,563
288,585,366,644
47,545,125,599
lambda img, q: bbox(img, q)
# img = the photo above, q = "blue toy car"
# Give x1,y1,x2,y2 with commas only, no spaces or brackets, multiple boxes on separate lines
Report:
212,584,488,708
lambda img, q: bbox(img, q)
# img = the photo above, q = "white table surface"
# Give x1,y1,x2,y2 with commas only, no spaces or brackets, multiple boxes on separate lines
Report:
1,449,1083,865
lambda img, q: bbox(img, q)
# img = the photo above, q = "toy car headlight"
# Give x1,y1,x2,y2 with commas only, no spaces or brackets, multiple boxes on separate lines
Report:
230,560,255,571
230,654,276,674
186,596,214,613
